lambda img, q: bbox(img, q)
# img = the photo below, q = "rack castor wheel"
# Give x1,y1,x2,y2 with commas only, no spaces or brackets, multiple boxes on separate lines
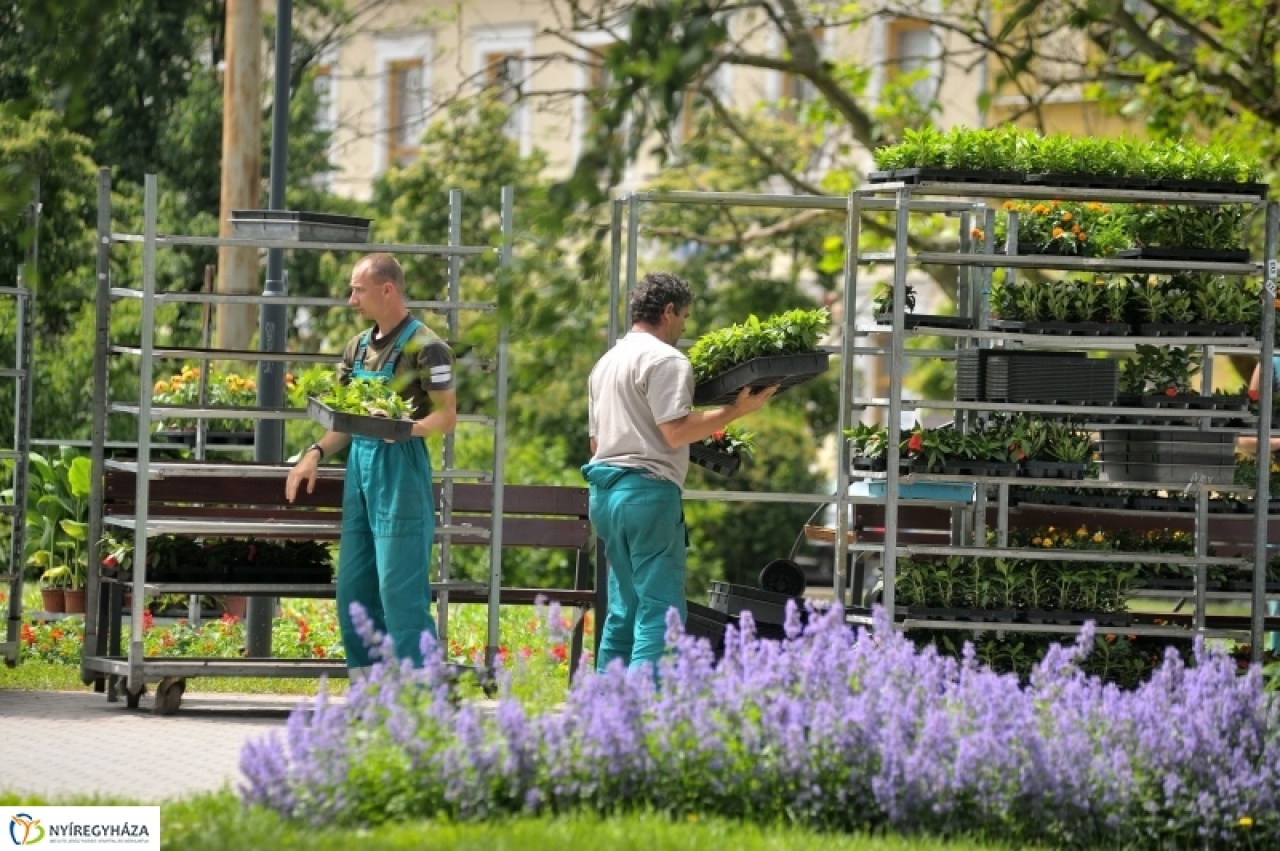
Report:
153,676,186,715
124,684,147,709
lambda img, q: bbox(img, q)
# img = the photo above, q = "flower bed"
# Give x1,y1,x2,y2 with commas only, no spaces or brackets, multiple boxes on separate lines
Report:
240,605,1280,847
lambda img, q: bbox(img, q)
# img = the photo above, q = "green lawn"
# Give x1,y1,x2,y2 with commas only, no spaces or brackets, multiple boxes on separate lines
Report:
0,792,1013,851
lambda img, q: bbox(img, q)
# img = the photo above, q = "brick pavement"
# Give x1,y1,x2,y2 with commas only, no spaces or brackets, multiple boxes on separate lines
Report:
0,689,323,802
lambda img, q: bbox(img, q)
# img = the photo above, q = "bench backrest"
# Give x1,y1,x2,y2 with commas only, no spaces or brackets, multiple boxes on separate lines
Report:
103,468,592,551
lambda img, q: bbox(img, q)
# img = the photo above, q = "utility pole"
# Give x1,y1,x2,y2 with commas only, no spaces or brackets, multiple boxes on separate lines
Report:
218,0,263,350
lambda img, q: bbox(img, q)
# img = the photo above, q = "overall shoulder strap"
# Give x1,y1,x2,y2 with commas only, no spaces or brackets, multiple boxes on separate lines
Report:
386,319,425,372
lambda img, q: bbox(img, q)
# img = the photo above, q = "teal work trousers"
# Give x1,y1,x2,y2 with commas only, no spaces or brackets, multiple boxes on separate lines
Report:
583,463,687,673
337,436,437,668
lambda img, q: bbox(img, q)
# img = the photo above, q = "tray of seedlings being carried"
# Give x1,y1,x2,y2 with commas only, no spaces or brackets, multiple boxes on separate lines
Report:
307,378,416,441
229,209,372,243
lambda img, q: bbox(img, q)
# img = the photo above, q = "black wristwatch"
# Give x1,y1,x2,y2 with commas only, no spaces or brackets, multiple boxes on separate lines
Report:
306,442,325,460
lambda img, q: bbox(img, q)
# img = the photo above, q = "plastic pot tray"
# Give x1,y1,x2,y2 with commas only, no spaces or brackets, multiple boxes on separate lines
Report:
230,210,372,243
689,443,741,477
693,351,831,406
307,397,415,441
1116,246,1250,263
867,168,1025,185
708,582,798,626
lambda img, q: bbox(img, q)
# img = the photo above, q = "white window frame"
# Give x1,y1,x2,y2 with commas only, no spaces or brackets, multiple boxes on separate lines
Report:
472,24,535,157
373,32,433,176
868,14,943,108
311,51,340,188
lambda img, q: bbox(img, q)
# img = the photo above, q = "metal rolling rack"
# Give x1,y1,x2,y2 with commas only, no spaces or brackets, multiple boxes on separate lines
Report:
605,190,982,607
81,170,513,705
1,183,37,666
848,179,1279,662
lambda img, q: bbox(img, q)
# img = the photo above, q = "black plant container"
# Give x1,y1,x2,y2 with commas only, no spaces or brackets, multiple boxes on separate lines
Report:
1019,321,1130,336
1021,460,1088,480
693,351,831,406
876,313,975,330
1153,177,1269,197
867,167,1026,185
1024,172,1154,190
1116,246,1250,263
690,443,742,477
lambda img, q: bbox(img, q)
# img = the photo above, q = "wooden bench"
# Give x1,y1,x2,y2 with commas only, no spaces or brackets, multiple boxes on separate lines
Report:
91,462,603,679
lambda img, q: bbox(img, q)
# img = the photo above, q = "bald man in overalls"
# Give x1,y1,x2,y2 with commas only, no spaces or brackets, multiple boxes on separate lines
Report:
287,253,457,676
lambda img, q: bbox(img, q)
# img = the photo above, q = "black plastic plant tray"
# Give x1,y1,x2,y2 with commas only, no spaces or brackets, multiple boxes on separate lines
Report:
1222,581,1280,593
875,313,975,330
941,460,1020,477
1023,610,1133,627
1153,178,1270,197
851,455,888,473
1021,460,1088,479
227,566,335,584
1116,394,1221,410
689,442,741,477
898,606,1016,623
1017,321,1130,336
708,581,801,627
1135,322,1249,338
868,168,1026,185
1131,496,1199,512
307,397,415,441
229,209,372,243
1024,172,1153,190
692,351,831,406
1116,247,1250,263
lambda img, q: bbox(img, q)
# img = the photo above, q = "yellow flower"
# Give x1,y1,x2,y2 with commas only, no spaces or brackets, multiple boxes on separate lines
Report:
1270,463,1280,473
1076,526,1088,537
153,381,169,394
1003,200,1018,211
1031,537,1042,546
1052,227,1065,239
1042,538,1054,548
1240,816,1253,828
1061,211,1073,222
1093,532,1105,543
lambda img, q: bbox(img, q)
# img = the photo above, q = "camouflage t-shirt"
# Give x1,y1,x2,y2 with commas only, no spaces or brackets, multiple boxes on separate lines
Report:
339,316,454,419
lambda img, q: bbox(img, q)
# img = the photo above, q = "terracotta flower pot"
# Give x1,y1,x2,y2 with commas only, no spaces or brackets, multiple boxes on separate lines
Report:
223,595,249,619
63,589,87,614
40,588,65,614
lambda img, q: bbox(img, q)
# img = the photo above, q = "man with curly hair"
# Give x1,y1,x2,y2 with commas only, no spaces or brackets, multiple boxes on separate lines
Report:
583,272,776,673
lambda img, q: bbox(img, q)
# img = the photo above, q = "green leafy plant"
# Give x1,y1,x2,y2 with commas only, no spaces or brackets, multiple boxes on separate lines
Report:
871,282,915,317
845,422,889,459
315,377,413,420
700,425,755,459
1126,204,1246,252
1119,344,1202,396
1186,274,1261,326
1132,276,1194,325
1042,420,1094,464
997,199,1127,257
15,450,93,590
687,307,829,383
152,365,273,432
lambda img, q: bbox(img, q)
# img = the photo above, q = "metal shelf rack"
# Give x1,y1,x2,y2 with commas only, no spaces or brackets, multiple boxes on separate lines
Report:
81,169,513,704
1,184,36,667
851,179,1278,661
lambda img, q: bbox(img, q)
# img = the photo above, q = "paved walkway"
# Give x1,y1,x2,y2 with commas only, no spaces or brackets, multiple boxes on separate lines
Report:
0,689,325,801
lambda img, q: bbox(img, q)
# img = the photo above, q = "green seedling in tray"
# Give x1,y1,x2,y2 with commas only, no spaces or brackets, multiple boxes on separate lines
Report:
318,377,413,420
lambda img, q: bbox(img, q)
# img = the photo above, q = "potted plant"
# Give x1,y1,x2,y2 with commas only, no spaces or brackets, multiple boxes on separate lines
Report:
846,422,891,472
1118,344,1203,404
306,375,417,441
998,200,1127,258
22,450,92,613
690,425,755,478
1121,204,1249,263
872,282,973,330
153,366,266,444
687,307,831,405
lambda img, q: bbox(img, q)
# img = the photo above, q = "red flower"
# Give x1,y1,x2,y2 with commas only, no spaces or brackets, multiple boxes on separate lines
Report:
20,623,34,645
1164,387,1178,397
1248,388,1261,402
551,644,568,662
907,433,923,453
711,430,726,441
313,646,326,658
141,610,155,632
102,555,119,568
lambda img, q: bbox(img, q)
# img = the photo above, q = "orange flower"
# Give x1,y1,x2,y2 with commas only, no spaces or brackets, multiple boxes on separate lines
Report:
1076,231,1088,241
1052,227,1065,239
1060,211,1073,222
972,227,985,240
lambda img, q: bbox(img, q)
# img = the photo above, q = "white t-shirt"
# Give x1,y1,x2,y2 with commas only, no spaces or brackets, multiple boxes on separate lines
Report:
588,331,694,486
